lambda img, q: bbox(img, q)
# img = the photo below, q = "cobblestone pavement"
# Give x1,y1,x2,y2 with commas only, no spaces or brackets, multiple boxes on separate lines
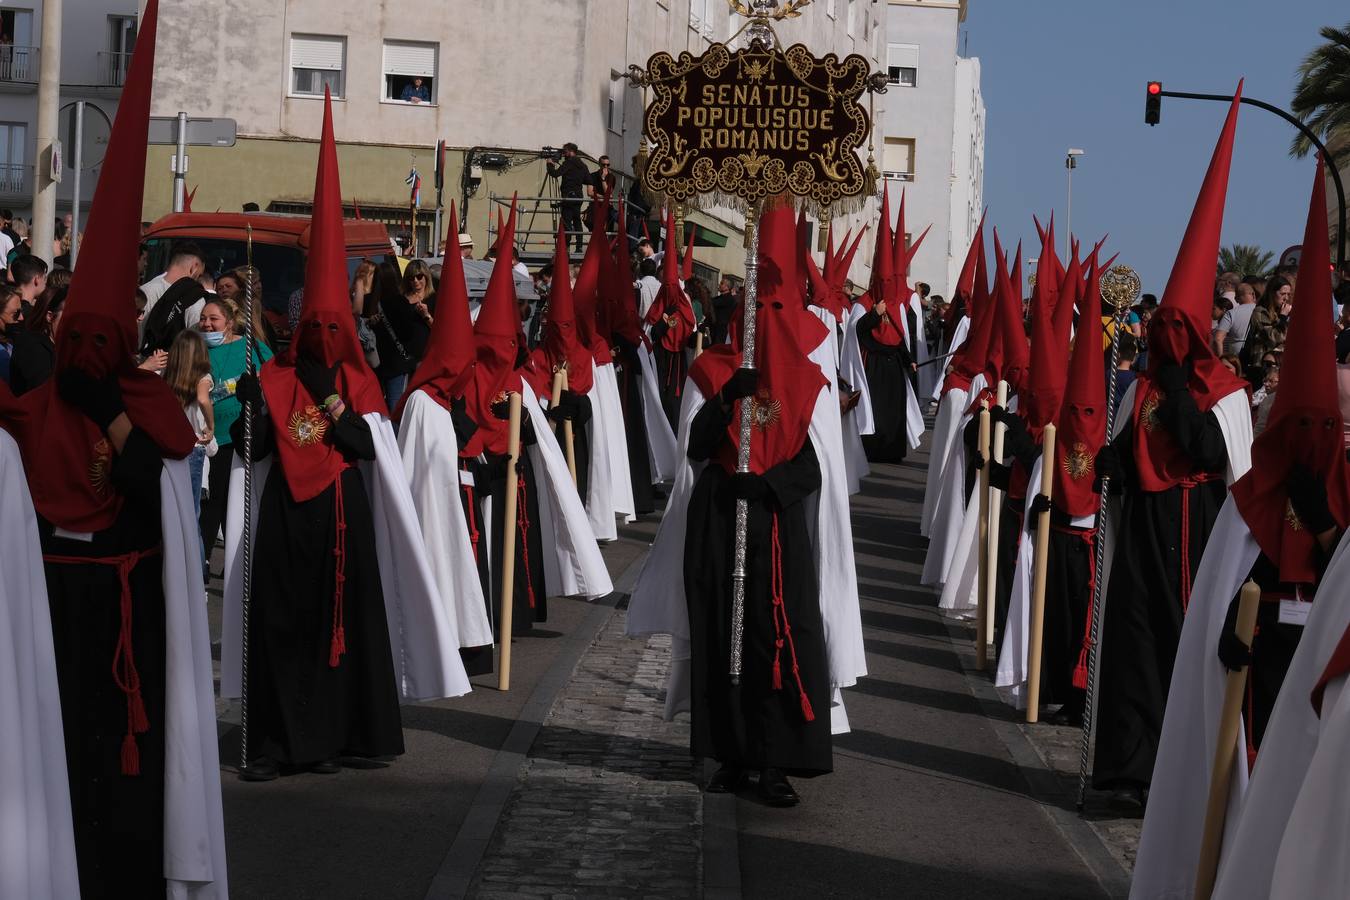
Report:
1010,708,1141,872
470,611,703,899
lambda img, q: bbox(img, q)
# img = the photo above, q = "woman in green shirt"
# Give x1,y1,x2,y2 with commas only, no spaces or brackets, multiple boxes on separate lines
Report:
198,297,272,566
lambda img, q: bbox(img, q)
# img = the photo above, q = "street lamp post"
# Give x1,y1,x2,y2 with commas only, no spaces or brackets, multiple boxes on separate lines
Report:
1066,148,1084,259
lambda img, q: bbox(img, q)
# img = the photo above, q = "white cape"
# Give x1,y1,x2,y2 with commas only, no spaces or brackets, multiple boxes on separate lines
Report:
931,315,970,402
636,344,680,483
627,379,867,734
1130,500,1258,900
1209,532,1350,899
921,387,968,538
909,293,937,401
923,374,987,589
0,429,79,900
395,391,496,649
514,383,614,601
590,360,636,531
223,412,472,702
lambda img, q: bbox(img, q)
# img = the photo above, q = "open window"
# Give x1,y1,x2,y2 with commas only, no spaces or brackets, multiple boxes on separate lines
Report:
383,40,437,105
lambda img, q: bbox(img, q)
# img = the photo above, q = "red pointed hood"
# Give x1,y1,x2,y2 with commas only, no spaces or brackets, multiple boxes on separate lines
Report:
995,241,1030,395
606,198,645,347
644,205,695,352
759,202,828,352
815,225,865,322
260,88,387,502
1054,256,1109,519
867,184,894,302
946,222,992,388
891,188,930,301
1231,154,1350,584
400,201,478,416
463,197,525,456
532,221,593,394
1146,82,1248,409
1022,229,1072,432
0,0,195,532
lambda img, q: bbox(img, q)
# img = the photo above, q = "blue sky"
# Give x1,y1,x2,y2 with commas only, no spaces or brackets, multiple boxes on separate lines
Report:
965,0,1345,294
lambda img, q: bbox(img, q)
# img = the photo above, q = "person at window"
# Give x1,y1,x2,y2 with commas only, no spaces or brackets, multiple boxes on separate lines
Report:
546,143,589,254
400,76,431,104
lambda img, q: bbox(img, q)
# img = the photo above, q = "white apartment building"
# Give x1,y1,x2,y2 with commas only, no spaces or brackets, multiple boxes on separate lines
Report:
147,0,885,284
881,0,984,299
0,0,138,225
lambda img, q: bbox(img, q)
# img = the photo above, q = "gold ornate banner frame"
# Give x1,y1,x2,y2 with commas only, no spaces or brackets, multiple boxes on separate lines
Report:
639,39,873,213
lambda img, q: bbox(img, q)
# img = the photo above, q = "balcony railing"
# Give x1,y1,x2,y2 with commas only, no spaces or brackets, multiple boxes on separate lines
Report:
0,164,32,197
0,46,39,83
97,51,131,87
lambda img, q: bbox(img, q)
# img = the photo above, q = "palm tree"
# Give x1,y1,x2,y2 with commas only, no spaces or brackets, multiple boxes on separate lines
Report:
1217,244,1275,279
1290,22,1350,160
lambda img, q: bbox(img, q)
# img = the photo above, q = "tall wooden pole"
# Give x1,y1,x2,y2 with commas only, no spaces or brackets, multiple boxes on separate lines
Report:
1025,424,1057,723
496,393,523,691
1194,581,1261,899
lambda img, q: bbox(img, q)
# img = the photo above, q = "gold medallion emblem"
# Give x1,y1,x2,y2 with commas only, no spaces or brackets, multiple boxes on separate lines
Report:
88,439,111,496
748,390,781,432
1063,441,1094,481
1286,499,1304,532
1141,391,1162,433
287,405,329,447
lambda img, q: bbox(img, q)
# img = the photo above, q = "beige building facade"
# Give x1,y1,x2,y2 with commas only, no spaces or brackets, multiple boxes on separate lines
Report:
146,0,896,284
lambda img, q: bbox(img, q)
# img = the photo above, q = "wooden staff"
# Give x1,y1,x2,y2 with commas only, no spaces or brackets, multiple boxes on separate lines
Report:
983,380,1010,664
975,401,992,670
1025,424,1057,723
496,393,523,692
549,367,577,486
1194,580,1261,900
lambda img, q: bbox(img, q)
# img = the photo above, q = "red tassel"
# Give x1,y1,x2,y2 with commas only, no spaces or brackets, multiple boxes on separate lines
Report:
1072,657,1088,691
772,655,783,691
329,629,345,668
799,692,815,723
121,734,140,776
129,691,150,734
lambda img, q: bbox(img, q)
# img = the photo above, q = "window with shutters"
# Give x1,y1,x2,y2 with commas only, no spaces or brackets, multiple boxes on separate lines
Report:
290,34,345,98
883,137,915,182
887,43,918,87
383,40,437,105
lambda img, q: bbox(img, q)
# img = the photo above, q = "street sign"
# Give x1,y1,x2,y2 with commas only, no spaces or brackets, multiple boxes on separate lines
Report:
148,116,237,147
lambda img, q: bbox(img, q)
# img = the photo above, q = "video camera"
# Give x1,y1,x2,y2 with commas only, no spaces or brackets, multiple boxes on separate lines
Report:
541,146,564,162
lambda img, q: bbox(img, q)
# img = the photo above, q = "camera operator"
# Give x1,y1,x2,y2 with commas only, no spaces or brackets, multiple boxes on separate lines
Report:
546,143,590,253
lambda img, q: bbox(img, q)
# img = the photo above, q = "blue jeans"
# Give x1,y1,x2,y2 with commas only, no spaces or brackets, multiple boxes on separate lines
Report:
383,374,409,426
189,446,207,572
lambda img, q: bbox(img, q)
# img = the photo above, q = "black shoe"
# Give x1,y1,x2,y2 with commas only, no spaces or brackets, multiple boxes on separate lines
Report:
309,759,342,775
1109,786,1146,814
1048,707,1083,727
758,768,800,807
706,764,745,794
239,758,279,782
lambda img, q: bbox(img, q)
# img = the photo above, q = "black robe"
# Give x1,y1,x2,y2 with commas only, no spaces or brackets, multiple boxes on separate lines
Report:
457,455,496,677
486,414,549,636
1038,516,1096,714
649,320,689,432
683,398,832,775
243,411,404,766
855,309,914,463
1092,390,1229,792
613,338,656,514
41,429,167,899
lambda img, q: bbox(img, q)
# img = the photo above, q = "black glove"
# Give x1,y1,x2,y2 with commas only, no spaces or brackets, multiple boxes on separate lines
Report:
1288,463,1336,534
972,453,987,471
720,368,759,403
1155,363,1189,395
491,398,512,421
57,368,124,430
989,404,1015,428
296,356,339,405
1217,629,1252,673
729,472,771,501
988,461,1012,491
1095,445,1123,483
1030,493,1052,516
611,333,638,354
234,372,264,407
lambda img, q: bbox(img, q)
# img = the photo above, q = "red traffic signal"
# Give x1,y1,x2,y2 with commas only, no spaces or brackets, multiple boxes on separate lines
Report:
1145,81,1163,125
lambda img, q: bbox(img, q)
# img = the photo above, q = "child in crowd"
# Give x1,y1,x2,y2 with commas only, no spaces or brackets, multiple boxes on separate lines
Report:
165,329,216,575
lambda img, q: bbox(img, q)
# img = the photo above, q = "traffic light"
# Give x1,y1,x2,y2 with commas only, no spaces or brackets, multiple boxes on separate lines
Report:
1145,81,1162,126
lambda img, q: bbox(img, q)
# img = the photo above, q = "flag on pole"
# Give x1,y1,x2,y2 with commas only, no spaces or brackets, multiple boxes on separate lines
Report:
406,166,422,208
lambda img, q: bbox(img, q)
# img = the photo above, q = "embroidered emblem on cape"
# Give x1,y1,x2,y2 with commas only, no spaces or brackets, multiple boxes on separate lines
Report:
1141,391,1162,433
749,390,782,432
89,439,112,495
288,405,329,447
1064,441,1094,481
1286,499,1304,532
